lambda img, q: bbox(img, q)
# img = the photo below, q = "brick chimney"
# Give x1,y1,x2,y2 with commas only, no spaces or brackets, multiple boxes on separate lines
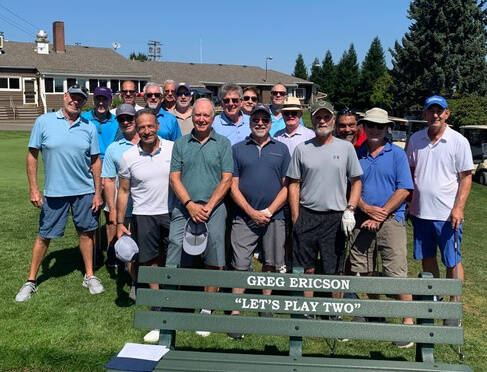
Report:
52,21,65,53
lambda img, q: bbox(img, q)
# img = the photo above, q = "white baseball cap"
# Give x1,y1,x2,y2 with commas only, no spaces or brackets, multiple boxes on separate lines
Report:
114,235,139,263
182,219,208,256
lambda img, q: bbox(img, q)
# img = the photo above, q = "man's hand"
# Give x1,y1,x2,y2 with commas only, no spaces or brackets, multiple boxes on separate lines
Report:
91,193,103,212
116,223,131,239
30,188,43,208
108,209,117,225
249,209,271,226
450,207,464,231
341,209,356,236
364,205,388,222
361,219,381,232
187,202,210,223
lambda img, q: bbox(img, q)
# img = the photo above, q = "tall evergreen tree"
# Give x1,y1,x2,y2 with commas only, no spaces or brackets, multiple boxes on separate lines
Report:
129,52,149,61
293,53,308,80
335,44,360,109
390,0,487,113
320,50,336,101
358,37,387,109
309,57,323,89
370,72,394,111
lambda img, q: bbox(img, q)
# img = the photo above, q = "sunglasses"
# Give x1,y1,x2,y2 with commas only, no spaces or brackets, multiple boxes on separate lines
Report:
121,89,136,94
117,115,134,123
177,91,191,97
283,111,299,117
251,117,270,124
365,122,387,129
271,91,286,96
243,95,258,102
222,98,240,104
145,92,162,98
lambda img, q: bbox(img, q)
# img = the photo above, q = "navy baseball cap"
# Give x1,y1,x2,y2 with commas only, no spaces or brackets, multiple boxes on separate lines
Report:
250,104,271,117
94,86,112,100
424,95,448,110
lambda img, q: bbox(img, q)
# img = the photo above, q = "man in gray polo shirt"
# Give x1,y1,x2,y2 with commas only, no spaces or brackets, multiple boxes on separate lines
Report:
287,101,362,299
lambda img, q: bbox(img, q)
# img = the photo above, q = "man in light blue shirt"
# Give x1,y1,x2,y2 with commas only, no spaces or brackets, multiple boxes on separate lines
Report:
143,81,181,141
82,86,120,159
212,83,250,145
15,84,104,303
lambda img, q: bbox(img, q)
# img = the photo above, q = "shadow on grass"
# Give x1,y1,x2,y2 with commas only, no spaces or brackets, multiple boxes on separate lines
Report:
114,264,135,308
37,246,84,286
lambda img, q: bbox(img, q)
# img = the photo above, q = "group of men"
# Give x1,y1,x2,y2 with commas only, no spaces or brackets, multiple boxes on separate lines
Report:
15,79,473,348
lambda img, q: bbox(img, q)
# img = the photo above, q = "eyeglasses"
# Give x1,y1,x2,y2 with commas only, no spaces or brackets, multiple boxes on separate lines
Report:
251,117,270,124
177,91,191,97
121,89,136,94
271,91,287,96
243,95,258,102
365,122,387,129
145,92,162,98
117,115,134,123
222,98,240,104
283,111,299,117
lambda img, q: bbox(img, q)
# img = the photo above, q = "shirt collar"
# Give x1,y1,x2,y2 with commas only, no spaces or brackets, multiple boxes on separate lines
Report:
90,109,112,123
220,111,246,126
358,140,392,159
421,125,452,142
137,137,162,155
245,135,275,146
188,128,217,143
56,109,82,126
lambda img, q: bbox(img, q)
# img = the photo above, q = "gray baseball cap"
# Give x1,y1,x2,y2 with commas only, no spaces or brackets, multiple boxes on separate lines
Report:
67,84,88,99
114,234,139,263
311,101,334,116
116,103,136,117
182,219,208,256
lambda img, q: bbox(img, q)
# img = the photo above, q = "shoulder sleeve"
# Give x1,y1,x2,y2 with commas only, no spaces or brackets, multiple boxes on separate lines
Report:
171,117,182,141
102,145,116,178
405,134,416,167
394,147,414,190
89,123,100,156
118,152,131,179
455,134,474,172
170,138,183,172
28,116,44,149
220,137,234,173
286,144,302,179
346,142,363,178
280,144,291,178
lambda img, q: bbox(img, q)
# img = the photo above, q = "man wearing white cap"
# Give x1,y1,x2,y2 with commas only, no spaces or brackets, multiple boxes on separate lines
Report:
287,101,362,299
407,95,473,324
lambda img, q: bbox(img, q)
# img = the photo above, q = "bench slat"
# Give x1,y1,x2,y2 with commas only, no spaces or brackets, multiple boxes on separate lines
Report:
137,267,462,296
133,311,464,345
154,350,472,371
136,289,463,320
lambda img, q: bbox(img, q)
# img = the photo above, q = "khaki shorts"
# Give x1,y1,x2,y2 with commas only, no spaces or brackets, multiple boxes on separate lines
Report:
349,214,407,277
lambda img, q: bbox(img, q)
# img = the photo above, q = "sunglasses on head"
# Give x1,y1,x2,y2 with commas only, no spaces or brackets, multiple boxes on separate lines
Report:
283,111,299,117
177,91,191,97
121,89,136,94
251,117,270,124
271,91,286,96
222,98,240,104
365,122,387,129
145,92,162,98
243,95,258,102
337,108,357,116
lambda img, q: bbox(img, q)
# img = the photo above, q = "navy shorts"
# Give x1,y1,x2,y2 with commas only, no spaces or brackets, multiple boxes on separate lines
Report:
133,214,170,264
39,194,98,239
412,216,462,268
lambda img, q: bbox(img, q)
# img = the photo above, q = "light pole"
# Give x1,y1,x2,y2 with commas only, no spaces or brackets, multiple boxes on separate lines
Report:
265,56,273,82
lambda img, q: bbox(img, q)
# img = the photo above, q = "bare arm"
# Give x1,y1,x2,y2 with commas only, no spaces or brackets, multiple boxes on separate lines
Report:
231,177,270,226
90,155,103,212
26,148,43,208
359,189,410,222
103,177,117,225
116,177,131,238
267,178,288,216
288,178,300,224
205,172,233,213
451,170,472,230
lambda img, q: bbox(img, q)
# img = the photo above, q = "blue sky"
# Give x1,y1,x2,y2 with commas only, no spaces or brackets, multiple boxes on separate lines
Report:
0,0,413,74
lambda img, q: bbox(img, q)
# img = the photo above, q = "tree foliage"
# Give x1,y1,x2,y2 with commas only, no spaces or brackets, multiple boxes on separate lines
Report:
335,44,360,109
129,52,149,61
293,53,308,80
309,57,322,89
320,51,336,101
390,0,487,113
448,95,487,128
358,37,387,109
370,72,394,111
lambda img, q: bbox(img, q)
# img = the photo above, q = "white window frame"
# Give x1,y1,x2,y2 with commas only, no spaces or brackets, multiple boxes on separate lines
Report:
0,76,22,91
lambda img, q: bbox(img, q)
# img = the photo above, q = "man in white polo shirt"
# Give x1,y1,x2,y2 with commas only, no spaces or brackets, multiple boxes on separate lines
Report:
407,95,473,324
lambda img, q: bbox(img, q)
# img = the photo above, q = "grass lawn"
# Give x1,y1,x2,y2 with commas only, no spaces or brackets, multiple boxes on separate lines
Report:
0,130,485,371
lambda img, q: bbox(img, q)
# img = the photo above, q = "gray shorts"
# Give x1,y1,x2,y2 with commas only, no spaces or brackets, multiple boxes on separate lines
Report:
349,213,408,277
231,216,285,270
166,203,227,267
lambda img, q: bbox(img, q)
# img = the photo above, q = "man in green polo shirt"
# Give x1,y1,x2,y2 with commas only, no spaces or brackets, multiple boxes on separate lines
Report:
167,97,233,273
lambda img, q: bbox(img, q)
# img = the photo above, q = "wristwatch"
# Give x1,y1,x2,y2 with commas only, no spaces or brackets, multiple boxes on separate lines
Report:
346,205,356,211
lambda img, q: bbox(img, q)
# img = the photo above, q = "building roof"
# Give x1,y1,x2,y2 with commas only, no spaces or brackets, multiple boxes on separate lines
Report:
0,41,312,87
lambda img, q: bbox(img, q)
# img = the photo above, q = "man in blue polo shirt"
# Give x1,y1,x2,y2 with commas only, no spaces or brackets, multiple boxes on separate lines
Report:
227,104,290,339
82,86,120,160
143,81,181,141
349,107,414,347
15,84,104,302
212,83,250,145
269,84,304,136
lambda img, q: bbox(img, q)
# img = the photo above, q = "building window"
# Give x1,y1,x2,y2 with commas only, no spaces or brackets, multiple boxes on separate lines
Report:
78,79,88,90
99,80,108,88
45,78,53,92
0,77,21,90
295,88,305,99
67,78,77,88
139,80,147,92
110,80,119,92
89,79,98,93
54,78,64,93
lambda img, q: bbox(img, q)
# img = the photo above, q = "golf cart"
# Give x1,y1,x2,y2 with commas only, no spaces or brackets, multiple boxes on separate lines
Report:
459,125,487,185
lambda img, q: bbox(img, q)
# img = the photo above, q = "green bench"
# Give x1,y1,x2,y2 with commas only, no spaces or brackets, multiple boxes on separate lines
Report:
108,266,471,371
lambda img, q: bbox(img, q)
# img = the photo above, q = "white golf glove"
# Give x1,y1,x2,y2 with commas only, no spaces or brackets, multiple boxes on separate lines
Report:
341,209,356,237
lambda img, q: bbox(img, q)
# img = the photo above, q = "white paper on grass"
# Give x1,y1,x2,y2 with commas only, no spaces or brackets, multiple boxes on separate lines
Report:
117,343,170,361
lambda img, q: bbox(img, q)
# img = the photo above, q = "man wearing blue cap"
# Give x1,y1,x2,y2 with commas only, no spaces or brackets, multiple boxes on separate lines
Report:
15,84,104,302
407,95,473,324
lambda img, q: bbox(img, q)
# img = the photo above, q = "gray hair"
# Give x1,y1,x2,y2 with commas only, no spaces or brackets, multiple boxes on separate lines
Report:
143,81,163,94
134,108,157,126
163,79,176,87
193,97,215,118
219,83,243,100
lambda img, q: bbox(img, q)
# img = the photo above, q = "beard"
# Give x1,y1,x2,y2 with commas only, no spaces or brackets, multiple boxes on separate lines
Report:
315,125,334,137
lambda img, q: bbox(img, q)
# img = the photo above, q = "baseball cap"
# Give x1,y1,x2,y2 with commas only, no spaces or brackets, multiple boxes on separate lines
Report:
176,82,191,92
116,103,136,117
311,101,334,116
281,96,302,111
424,95,448,110
67,84,88,99
114,234,139,263
250,104,271,117
94,86,112,100
182,219,208,256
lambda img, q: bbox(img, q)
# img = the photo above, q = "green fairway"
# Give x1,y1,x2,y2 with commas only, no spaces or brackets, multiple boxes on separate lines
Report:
0,131,485,371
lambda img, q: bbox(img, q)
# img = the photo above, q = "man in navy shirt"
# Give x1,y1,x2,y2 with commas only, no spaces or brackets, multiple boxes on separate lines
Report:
350,108,414,347
228,105,290,339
